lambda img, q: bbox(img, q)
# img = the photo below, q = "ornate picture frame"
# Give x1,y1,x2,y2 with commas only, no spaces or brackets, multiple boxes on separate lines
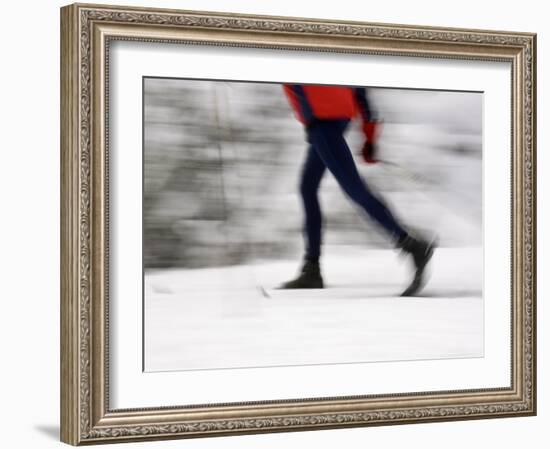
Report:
60,2,536,445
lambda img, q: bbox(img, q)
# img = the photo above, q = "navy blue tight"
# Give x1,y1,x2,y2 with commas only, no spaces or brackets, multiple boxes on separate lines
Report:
300,119,407,261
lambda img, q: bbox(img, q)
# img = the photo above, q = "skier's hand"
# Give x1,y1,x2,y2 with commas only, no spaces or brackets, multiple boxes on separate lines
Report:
361,141,378,164
361,120,381,164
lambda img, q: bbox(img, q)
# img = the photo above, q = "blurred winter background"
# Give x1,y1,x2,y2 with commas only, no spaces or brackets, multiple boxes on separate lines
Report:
143,78,483,372
144,78,481,269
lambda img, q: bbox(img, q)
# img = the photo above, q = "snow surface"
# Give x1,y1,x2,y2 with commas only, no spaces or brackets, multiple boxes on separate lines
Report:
144,246,483,372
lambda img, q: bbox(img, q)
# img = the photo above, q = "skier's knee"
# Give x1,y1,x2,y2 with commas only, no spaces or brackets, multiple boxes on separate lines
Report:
345,185,376,208
300,179,317,200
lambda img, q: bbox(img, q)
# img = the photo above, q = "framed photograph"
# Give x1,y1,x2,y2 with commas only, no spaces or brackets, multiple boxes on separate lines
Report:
60,2,537,445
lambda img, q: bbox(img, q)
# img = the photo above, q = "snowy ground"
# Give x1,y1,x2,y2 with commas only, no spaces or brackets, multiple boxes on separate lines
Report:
144,246,483,372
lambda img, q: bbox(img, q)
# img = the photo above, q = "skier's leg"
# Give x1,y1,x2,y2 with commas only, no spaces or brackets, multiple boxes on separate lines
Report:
307,120,407,241
299,144,326,262
279,144,326,289
307,120,436,296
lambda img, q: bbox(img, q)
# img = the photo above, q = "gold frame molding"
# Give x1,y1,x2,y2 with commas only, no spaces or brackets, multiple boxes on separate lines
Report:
60,2,537,445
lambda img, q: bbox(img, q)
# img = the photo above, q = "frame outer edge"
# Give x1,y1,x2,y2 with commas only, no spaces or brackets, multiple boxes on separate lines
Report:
61,2,537,444
528,33,536,415
533,34,537,416
61,3,81,446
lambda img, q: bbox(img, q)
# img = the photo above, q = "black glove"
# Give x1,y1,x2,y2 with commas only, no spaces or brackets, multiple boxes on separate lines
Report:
361,141,378,164
361,121,380,164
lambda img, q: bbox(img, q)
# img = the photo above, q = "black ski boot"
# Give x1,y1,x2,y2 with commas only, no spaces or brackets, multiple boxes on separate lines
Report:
397,234,437,296
278,259,324,289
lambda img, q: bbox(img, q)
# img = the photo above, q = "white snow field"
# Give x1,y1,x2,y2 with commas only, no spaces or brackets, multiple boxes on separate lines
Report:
144,246,483,372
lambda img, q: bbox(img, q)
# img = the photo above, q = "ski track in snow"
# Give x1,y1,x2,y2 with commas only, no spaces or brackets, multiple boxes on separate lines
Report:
144,246,483,372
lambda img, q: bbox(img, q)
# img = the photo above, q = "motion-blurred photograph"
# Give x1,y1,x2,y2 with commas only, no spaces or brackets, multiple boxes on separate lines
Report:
143,78,483,372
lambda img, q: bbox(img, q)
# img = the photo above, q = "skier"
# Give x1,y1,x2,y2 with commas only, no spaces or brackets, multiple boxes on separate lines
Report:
280,84,436,296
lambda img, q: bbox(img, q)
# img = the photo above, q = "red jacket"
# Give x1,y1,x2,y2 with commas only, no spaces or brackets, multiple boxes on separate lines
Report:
283,84,369,124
